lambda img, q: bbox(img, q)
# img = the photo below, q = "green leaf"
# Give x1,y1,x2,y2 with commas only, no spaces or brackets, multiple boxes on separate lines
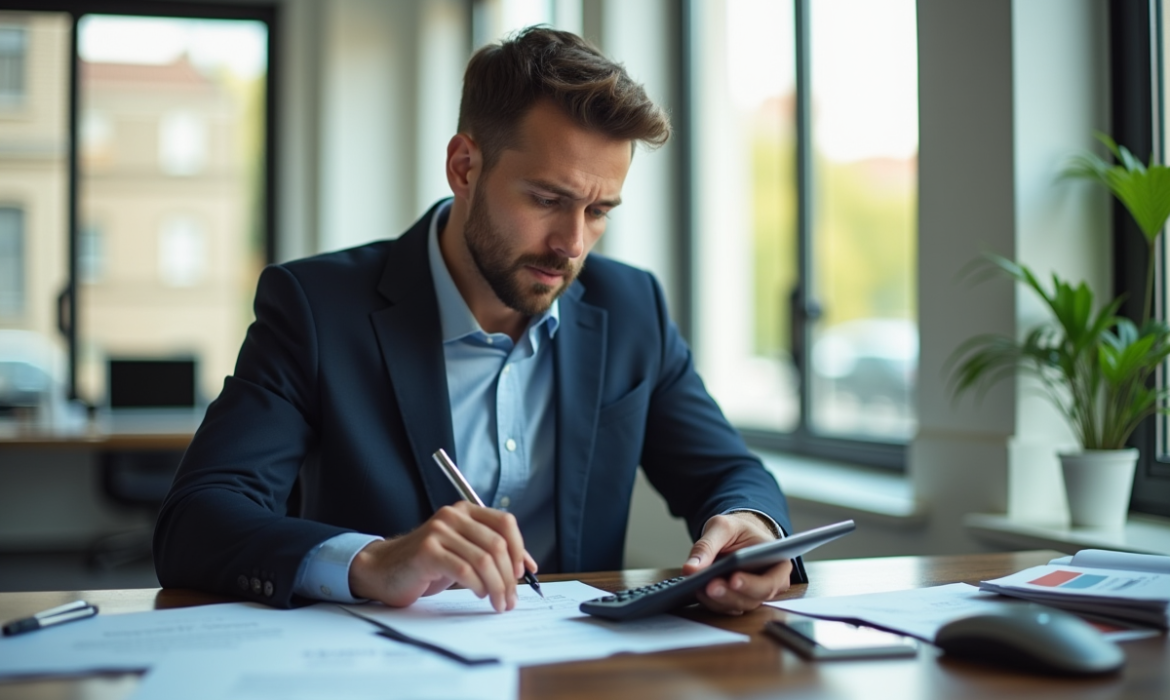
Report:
1065,134,1170,245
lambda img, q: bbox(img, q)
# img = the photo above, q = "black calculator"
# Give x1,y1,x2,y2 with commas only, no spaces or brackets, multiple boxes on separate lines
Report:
579,520,855,621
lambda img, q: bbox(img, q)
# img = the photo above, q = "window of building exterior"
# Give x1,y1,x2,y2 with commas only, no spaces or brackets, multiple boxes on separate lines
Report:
157,214,206,287
0,207,24,317
690,0,918,468
0,24,26,105
78,222,104,284
158,110,207,176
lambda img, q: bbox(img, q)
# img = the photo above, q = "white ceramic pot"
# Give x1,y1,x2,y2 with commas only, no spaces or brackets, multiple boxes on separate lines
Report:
1059,449,1139,530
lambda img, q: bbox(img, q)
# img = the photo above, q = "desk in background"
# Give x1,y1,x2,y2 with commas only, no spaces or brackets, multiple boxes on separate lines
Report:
0,551,1166,700
0,414,199,452
0,418,197,555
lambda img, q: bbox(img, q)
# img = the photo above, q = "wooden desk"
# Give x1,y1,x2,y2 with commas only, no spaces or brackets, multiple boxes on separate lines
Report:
0,551,1166,699
0,416,198,451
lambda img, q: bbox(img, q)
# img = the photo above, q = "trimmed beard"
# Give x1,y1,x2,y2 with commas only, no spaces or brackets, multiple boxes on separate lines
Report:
463,187,581,316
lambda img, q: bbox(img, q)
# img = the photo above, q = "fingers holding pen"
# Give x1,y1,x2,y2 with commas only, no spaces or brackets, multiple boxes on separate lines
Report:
432,504,520,611
348,502,533,612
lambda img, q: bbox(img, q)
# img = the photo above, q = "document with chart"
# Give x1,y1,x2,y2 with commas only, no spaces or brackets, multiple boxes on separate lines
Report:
979,555,1170,629
346,580,748,666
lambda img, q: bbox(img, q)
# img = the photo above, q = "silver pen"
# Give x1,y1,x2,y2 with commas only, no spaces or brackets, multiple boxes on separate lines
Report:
3,600,98,636
432,448,544,598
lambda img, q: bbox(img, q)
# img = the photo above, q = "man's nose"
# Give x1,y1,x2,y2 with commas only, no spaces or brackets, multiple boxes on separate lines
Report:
549,209,587,259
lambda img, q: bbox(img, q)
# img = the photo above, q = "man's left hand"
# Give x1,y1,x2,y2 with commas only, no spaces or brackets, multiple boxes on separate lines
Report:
682,512,792,616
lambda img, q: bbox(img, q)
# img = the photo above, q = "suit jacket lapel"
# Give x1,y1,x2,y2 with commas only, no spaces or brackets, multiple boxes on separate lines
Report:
553,283,607,573
369,206,460,514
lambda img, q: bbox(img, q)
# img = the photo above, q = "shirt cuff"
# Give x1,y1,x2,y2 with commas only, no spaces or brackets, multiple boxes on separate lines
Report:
293,532,383,603
722,509,785,539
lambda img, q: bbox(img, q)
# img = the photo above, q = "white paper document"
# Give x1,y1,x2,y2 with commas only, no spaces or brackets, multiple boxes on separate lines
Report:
131,638,517,700
982,565,1170,603
768,583,1005,641
979,564,1170,628
768,583,1160,642
346,580,748,666
1048,549,1170,574
0,602,382,678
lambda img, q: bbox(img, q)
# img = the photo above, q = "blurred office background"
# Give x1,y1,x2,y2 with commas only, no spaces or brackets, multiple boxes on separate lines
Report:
0,0,1167,591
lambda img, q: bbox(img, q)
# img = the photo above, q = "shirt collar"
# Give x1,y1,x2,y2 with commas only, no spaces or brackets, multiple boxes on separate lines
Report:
427,200,560,344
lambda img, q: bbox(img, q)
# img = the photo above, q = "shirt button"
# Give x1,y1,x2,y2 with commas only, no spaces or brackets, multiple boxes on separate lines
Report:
502,365,511,375
505,438,517,452
485,337,494,345
320,585,332,597
500,496,511,508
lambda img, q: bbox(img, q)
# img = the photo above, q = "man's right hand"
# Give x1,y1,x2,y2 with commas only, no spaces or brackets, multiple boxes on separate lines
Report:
347,501,536,612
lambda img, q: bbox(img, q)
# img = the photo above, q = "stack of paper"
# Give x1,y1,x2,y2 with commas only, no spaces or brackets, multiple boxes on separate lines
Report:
2,579,749,698
978,550,1170,629
0,601,515,700
769,583,1014,641
769,579,1161,642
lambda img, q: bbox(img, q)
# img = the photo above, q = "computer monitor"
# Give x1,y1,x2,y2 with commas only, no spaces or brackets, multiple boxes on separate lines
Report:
107,357,198,410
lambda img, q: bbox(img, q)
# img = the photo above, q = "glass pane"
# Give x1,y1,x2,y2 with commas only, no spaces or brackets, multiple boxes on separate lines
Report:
693,0,799,432
0,12,71,422
1161,8,1170,462
76,15,268,407
808,0,918,440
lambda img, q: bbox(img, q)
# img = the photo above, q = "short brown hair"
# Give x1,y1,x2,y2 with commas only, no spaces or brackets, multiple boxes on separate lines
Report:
457,26,671,169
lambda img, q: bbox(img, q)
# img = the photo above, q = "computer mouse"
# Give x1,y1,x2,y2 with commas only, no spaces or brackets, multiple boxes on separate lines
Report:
934,604,1125,675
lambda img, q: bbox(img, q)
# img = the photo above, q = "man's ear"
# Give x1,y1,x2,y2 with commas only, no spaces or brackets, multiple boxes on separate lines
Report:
446,133,481,200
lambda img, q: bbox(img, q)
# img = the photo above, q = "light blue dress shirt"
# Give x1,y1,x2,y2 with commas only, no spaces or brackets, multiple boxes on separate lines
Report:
293,201,559,602
292,201,782,603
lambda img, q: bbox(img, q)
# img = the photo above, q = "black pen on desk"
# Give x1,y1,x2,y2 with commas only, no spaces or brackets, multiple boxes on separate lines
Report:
3,600,98,636
432,448,544,599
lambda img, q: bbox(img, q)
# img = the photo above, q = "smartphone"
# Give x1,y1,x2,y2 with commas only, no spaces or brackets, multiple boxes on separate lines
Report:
765,613,919,660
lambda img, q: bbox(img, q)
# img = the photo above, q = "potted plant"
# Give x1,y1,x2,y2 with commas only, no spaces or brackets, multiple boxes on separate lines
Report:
949,135,1170,529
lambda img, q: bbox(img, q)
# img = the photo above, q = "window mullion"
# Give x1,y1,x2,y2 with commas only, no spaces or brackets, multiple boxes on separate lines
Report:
792,0,815,437
65,9,80,402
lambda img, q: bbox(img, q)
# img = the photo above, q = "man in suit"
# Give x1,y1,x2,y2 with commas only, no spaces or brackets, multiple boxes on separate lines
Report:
154,27,805,614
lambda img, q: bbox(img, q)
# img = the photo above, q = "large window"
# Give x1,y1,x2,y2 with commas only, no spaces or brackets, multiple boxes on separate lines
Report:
690,0,918,468
0,3,273,418
1126,0,1170,517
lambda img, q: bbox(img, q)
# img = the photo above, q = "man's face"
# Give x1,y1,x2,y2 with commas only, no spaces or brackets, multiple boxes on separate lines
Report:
462,101,632,316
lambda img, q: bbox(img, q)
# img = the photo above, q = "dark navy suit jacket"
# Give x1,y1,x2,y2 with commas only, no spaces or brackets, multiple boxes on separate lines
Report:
154,201,805,608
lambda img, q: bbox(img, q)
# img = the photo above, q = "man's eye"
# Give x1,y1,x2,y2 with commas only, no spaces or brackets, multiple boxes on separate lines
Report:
589,208,609,220
534,196,556,207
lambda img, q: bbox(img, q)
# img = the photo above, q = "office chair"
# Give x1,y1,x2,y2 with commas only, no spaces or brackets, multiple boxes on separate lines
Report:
89,448,185,569
88,357,198,570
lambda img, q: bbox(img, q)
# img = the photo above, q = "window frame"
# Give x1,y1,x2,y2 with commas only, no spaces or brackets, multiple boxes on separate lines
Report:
679,0,911,471
1112,0,1170,518
0,0,278,404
